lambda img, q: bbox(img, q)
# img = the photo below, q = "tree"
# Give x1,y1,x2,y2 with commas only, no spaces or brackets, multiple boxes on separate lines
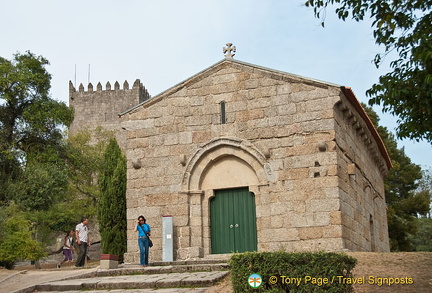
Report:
363,103,430,250
11,162,68,211
408,168,432,251
98,138,127,262
18,129,112,248
0,51,74,261
66,128,113,216
417,167,432,218
0,51,73,204
305,0,432,142
410,217,432,251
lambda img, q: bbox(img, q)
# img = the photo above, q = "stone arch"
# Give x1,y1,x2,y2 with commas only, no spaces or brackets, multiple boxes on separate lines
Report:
181,138,272,192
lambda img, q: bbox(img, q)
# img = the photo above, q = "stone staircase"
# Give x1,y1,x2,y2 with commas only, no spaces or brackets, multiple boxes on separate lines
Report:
29,259,230,292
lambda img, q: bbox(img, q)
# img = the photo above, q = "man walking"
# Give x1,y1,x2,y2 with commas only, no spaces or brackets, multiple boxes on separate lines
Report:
75,217,91,267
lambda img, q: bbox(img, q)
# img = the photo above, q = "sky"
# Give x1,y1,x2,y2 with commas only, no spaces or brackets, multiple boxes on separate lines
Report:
2,0,431,169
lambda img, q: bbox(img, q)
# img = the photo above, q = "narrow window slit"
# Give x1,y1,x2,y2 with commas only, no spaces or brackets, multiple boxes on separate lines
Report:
220,101,226,124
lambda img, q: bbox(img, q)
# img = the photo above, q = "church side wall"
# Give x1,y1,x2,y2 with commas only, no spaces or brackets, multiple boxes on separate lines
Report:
333,96,390,252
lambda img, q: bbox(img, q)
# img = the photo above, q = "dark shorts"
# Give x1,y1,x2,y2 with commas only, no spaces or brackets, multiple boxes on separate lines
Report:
63,249,73,260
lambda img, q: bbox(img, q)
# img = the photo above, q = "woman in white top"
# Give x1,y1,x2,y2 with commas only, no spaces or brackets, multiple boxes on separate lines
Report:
57,230,74,268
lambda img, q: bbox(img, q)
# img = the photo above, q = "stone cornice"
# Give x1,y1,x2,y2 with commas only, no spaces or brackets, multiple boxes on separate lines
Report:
336,88,392,175
339,87,391,171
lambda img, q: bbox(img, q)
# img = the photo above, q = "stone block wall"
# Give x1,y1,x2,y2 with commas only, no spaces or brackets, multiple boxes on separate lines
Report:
121,59,390,263
333,91,390,252
68,79,150,147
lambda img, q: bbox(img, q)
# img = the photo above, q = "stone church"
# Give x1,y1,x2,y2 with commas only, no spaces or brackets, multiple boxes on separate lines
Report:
69,45,391,262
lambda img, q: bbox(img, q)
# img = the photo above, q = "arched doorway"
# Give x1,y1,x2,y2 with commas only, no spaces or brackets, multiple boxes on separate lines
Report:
180,138,272,257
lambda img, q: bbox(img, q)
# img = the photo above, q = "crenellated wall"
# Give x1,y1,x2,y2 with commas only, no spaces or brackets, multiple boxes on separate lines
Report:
68,79,151,144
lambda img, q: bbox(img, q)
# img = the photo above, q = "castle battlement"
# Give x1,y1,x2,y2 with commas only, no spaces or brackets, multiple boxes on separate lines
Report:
69,79,151,102
68,78,151,137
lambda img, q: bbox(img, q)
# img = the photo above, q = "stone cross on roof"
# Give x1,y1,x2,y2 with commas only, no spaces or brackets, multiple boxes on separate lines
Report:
223,43,236,58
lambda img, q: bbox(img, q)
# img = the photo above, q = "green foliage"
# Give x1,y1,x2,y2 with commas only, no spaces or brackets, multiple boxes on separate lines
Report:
417,168,432,217
0,52,117,264
229,251,357,292
385,146,429,248
18,129,113,250
0,51,80,259
66,128,112,216
305,0,432,142
409,169,432,251
11,162,68,211
363,104,431,250
98,138,127,262
410,217,432,251
0,51,73,204
0,203,46,269
15,129,111,248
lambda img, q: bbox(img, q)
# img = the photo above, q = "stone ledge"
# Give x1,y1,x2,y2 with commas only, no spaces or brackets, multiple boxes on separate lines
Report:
35,271,229,291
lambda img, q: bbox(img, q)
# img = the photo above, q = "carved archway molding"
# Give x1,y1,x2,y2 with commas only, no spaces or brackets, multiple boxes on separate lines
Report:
181,137,273,192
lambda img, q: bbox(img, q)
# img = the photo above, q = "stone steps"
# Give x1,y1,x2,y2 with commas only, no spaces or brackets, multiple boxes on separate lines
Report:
31,262,229,292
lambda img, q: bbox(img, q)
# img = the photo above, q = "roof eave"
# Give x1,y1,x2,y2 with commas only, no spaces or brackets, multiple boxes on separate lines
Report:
340,86,392,170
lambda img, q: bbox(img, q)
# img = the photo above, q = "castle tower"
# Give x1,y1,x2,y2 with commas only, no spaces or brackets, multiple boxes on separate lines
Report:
68,79,150,143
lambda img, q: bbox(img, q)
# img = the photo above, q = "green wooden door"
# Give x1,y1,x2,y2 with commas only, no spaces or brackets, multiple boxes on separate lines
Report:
210,188,257,254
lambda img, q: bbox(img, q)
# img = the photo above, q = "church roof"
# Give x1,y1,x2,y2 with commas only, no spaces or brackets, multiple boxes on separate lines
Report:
119,58,391,170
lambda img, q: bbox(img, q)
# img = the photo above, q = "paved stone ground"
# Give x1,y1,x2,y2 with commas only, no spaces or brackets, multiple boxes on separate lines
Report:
38,288,208,293
0,262,229,293
34,271,228,292
0,267,99,293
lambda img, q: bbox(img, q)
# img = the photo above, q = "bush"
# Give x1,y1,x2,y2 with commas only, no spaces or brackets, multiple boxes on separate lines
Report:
0,203,46,269
229,251,357,292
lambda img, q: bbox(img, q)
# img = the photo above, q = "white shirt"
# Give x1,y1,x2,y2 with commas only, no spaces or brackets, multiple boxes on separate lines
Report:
63,236,73,250
76,223,89,243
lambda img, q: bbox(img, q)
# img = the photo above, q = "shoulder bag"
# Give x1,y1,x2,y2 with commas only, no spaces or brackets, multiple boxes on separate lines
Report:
140,224,153,248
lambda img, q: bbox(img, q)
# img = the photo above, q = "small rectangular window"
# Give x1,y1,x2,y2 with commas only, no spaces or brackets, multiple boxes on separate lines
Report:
220,101,226,124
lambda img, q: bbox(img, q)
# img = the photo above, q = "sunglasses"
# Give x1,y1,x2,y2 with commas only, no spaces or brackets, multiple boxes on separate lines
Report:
139,219,144,222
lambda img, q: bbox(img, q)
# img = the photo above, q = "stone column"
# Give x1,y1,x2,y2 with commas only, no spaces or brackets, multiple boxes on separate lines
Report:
189,190,204,258
177,190,204,259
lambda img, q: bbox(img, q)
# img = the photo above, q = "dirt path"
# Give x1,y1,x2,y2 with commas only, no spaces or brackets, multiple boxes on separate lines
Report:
347,252,432,292
205,252,432,292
